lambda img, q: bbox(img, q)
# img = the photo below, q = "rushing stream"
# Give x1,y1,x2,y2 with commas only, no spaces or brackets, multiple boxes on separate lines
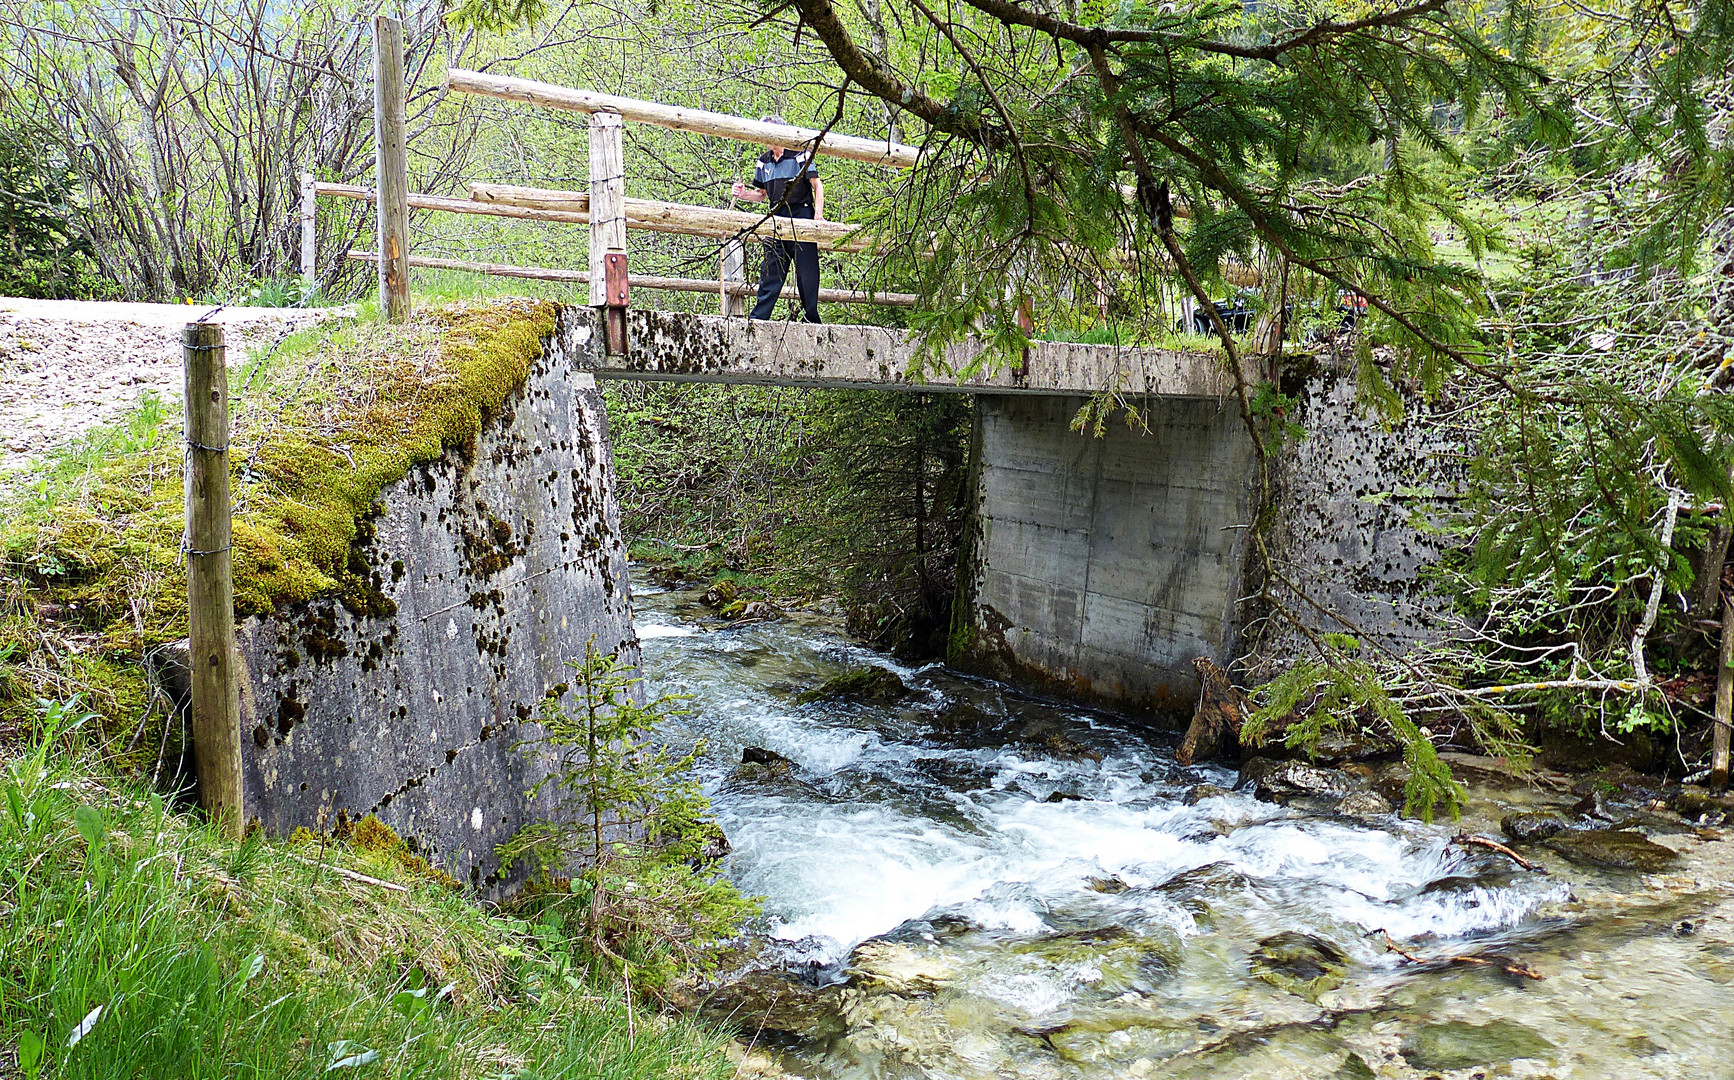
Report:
633,578,1734,1080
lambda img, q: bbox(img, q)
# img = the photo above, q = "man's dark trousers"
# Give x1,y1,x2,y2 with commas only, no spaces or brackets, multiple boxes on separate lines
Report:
750,205,821,323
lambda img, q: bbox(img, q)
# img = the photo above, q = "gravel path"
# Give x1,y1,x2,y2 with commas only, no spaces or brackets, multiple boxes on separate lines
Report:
0,298,350,474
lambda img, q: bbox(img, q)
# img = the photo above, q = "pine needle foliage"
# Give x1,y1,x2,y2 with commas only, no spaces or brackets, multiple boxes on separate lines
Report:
1241,648,1466,821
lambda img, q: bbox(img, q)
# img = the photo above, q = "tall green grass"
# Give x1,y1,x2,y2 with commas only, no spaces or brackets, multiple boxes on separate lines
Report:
0,701,734,1079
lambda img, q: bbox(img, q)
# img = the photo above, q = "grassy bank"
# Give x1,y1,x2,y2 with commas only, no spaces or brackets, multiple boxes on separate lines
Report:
0,710,734,1078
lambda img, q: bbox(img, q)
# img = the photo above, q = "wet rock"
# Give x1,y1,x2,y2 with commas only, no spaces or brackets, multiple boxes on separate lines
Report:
796,665,909,705
1240,758,1359,804
1184,783,1231,805
1249,931,1349,999
1016,719,1104,761
730,746,794,783
723,599,782,621
1371,760,1413,808
847,940,962,995
1043,790,1085,803
1501,810,1573,843
1336,790,1393,817
1400,1019,1555,1071
700,579,739,609
1086,874,1130,893
1676,785,1734,820
696,969,845,1037
1543,828,1681,871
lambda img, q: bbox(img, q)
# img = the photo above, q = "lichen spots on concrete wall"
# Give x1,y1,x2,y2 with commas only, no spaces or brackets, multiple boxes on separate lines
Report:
240,310,635,896
1246,363,1464,675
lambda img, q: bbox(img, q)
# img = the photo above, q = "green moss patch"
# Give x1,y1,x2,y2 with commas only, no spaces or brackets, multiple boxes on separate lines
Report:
0,299,561,748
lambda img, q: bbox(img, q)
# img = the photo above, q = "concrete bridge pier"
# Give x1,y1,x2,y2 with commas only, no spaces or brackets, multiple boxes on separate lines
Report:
948,394,1259,719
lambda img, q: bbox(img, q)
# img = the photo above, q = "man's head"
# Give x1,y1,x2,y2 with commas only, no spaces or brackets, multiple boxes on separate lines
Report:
760,113,788,156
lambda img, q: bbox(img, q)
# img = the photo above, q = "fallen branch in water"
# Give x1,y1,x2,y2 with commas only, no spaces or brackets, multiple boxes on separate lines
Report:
1452,832,1547,872
1369,929,1545,980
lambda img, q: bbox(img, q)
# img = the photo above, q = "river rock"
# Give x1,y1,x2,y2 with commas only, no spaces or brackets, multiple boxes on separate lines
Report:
1239,758,1359,804
1249,931,1349,999
1676,786,1734,821
1017,718,1104,761
1336,790,1393,817
1501,810,1573,843
730,746,794,782
797,665,909,704
847,940,962,995
701,579,740,609
1184,783,1231,805
1400,1019,1555,1071
1543,828,1680,871
697,969,846,1038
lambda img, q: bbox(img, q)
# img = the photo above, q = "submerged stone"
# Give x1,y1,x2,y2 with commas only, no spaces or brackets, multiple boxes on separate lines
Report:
1249,931,1349,999
1544,828,1680,871
1184,783,1231,805
1501,810,1573,843
797,665,910,704
1400,1019,1555,1071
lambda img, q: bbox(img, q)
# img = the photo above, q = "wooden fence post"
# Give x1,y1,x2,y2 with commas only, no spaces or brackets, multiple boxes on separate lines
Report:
299,171,317,296
184,321,243,839
719,237,746,317
589,110,628,353
1714,596,1732,789
374,15,410,322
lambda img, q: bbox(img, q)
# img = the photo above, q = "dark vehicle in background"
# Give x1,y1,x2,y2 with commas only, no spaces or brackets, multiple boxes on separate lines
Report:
1181,288,1369,339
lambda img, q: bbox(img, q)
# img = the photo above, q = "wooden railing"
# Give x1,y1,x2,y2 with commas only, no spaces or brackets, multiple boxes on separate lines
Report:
301,17,922,337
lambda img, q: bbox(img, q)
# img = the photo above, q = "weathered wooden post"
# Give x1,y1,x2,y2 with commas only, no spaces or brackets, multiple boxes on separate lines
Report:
719,237,746,317
1715,596,1732,788
589,110,629,353
299,171,317,296
374,14,410,322
183,320,244,839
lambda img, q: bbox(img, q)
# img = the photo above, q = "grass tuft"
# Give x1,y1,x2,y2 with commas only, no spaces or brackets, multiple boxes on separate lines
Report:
0,714,734,1079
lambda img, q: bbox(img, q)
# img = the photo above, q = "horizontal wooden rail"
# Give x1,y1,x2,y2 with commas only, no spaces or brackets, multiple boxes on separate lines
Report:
316,182,874,252
446,70,920,169
344,251,918,307
468,182,871,251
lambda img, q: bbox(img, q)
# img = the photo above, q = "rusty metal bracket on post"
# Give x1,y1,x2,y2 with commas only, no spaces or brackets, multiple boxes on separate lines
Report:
603,251,630,356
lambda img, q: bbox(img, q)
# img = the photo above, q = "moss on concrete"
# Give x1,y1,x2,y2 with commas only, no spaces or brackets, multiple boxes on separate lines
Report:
0,299,560,748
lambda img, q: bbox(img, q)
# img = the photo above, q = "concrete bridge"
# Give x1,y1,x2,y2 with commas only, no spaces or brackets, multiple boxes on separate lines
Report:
229,306,1446,894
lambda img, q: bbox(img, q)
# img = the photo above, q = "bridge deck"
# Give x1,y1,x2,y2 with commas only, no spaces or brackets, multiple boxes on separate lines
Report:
577,309,1248,398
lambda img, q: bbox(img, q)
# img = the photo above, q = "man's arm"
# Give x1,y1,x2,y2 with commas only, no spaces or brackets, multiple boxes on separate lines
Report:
730,180,767,203
811,176,824,221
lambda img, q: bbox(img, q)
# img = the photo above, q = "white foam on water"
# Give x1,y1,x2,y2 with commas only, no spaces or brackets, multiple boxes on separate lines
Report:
638,590,1558,967
636,622,698,639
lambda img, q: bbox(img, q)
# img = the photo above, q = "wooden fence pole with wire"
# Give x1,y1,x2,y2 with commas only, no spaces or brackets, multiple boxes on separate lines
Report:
183,320,244,839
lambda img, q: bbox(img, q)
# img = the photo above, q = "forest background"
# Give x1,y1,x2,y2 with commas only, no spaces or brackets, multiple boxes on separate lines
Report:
0,0,1730,765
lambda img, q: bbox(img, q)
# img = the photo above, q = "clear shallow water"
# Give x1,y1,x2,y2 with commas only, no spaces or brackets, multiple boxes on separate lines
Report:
633,580,1734,1080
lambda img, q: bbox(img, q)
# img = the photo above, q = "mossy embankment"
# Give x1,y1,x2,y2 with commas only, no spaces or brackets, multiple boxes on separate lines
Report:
0,299,559,760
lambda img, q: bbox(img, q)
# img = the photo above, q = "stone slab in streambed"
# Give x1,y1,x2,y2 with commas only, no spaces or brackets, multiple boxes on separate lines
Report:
585,308,1251,398
950,394,1259,718
237,314,636,895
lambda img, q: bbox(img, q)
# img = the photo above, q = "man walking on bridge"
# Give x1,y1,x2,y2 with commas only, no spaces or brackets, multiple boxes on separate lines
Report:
730,116,824,324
